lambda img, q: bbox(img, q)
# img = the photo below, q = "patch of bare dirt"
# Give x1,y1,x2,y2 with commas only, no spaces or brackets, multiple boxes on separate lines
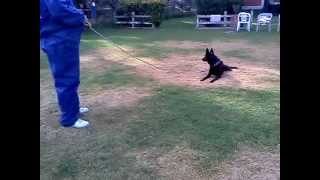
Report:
134,54,279,90
81,87,152,131
160,40,278,52
156,146,208,180
160,40,280,69
40,83,56,111
84,40,279,90
80,47,144,71
129,145,279,180
80,87,151,109
128,145,208,180
160,40,209,49
214,146,280,180
40,84,151,141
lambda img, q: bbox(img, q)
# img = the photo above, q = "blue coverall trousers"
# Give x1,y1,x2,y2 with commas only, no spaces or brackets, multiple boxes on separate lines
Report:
41,37,81,127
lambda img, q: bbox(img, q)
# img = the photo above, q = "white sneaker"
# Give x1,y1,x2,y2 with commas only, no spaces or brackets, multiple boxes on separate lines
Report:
72,119,90,128
80,107,89,114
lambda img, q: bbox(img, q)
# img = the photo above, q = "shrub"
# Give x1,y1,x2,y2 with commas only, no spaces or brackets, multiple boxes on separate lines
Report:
195,0,228,15
195,0,244,15
120,0,167,27
228,0,243,14
228,0,243,5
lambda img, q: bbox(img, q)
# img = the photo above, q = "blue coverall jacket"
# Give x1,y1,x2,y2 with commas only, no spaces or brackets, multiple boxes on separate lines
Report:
40,0,85,127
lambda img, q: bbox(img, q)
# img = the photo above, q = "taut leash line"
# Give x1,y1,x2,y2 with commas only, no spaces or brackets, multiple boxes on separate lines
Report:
89,26,162,71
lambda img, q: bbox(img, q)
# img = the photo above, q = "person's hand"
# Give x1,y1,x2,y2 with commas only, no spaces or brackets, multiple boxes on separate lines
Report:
84,16,92,28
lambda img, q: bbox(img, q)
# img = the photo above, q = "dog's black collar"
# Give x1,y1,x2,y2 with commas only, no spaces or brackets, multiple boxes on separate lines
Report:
214,60,222,66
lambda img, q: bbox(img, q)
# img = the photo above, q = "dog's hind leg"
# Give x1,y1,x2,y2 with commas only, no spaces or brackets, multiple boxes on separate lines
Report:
228,66,238,69
210,76,221,83
201,72,211,81
224,65,238,71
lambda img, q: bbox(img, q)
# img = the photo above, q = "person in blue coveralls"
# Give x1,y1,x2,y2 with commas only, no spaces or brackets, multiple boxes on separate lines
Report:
40,0,92,128
90,0,97,24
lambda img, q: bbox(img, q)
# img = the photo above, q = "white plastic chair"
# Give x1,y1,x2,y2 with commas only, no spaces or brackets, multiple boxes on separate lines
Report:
256,13,273,32
236,12,251,32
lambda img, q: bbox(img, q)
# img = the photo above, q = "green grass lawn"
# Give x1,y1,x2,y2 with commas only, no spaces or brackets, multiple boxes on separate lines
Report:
40,17,280,180
80,17,279,58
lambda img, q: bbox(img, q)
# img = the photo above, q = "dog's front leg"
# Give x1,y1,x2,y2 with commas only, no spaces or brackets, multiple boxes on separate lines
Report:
201,72,211,81
210,76,220,83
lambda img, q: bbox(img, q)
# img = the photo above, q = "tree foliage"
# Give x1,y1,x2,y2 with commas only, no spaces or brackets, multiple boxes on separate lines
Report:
119,0,167,27
195,0,243,15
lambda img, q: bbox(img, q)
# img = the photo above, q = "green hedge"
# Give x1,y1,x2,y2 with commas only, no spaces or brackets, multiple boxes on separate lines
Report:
195,0,243,15
119,0,167,27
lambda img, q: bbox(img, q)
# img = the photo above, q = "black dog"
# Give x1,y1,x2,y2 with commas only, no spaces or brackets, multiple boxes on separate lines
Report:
201,48,238,83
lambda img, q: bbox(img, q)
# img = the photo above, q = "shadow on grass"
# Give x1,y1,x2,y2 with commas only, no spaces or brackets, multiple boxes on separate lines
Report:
125,86,279,167
40,85,279,179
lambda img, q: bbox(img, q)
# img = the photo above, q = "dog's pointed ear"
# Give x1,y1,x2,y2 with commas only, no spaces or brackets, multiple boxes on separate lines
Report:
210,48,214,54
206,48,209,54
